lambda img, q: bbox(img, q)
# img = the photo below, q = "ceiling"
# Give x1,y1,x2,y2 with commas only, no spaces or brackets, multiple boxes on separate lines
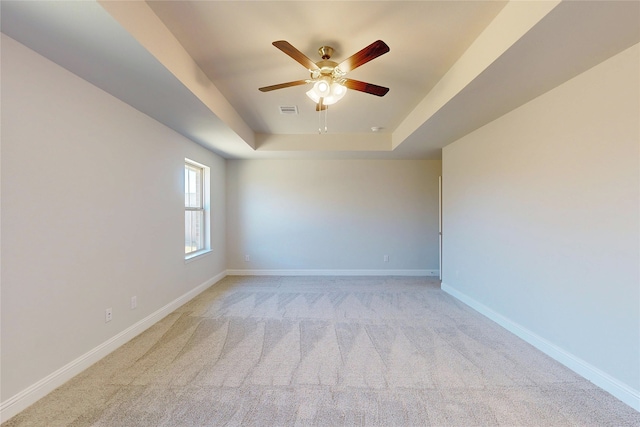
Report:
2,1,639,160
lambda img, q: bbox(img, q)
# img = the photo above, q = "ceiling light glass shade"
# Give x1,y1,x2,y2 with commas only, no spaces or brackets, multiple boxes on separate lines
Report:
306,88,321,103
306,80,347,105
315,79,331,97
330,82,346,100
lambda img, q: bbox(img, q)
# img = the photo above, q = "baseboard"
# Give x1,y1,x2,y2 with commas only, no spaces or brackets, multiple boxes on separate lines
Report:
226,269,439,277
0,271,227,423
441,282,640,412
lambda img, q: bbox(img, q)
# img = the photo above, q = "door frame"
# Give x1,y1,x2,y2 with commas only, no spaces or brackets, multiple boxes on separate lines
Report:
439,175,442,281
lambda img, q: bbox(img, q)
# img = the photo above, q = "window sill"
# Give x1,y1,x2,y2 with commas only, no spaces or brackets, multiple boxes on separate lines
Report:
185,249,212,264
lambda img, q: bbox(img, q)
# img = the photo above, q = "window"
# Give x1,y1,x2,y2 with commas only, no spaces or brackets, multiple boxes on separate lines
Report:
185,159,210,258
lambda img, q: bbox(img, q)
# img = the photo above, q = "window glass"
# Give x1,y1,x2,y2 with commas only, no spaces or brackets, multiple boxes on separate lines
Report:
185,161,206,255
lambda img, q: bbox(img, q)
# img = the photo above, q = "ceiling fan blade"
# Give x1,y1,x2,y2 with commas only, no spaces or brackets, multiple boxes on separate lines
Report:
273,40,320,71
259,80,309,92
338,40,389,74
343,79,389,97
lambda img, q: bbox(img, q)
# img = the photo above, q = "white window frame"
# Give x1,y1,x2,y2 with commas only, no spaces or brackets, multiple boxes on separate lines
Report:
184,158,211,261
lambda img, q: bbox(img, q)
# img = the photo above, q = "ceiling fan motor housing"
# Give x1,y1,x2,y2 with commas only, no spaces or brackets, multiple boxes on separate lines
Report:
311,59,343,81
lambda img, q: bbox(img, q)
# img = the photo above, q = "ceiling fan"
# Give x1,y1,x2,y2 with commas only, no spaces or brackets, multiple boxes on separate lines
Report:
259,40,390,111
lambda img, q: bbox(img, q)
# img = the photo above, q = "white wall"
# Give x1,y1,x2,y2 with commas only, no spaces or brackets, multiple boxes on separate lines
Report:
442,44,639,408
226,159,441,273
1,34,226,408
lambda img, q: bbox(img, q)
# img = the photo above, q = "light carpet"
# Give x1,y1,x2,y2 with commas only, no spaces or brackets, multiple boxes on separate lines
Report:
3,276,639,426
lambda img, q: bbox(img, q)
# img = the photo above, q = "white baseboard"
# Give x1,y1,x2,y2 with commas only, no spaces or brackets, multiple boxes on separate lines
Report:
226,269,439,277
0,271,227,423
441,282,640,412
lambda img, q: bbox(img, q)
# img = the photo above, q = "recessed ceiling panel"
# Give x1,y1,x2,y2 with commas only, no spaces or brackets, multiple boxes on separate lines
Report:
147,1,508,135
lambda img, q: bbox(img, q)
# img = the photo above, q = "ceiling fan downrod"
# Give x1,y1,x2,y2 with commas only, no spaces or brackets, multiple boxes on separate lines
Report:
318,46,333,60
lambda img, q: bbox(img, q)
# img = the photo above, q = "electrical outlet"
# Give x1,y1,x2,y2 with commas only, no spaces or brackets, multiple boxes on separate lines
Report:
245,255,251,262
384,254,389,262
130,296,137,309
105,308,113,323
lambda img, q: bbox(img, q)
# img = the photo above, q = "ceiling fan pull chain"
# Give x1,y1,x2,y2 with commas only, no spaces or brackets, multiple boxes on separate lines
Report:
324,106,328,133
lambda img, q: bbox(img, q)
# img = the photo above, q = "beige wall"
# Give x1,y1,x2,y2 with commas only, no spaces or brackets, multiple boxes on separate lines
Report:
442,44,639,407
226,159,441,273
1,34,226,402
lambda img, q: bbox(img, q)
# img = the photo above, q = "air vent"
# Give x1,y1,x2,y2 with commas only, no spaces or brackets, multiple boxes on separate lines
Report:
279,105,298,115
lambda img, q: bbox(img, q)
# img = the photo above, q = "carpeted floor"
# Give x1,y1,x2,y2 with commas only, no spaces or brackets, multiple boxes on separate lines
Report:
3,276,639,426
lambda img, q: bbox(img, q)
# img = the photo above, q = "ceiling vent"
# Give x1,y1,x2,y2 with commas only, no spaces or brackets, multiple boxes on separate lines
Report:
279,105,298,115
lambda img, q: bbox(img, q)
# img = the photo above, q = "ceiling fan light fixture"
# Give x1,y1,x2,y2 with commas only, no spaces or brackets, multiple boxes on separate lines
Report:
306,80,346,105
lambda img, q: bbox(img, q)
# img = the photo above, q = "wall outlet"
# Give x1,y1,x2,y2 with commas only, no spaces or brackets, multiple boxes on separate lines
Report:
105,308,113,323
130,296,137,309
383,254,389,262
244,255,251,262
